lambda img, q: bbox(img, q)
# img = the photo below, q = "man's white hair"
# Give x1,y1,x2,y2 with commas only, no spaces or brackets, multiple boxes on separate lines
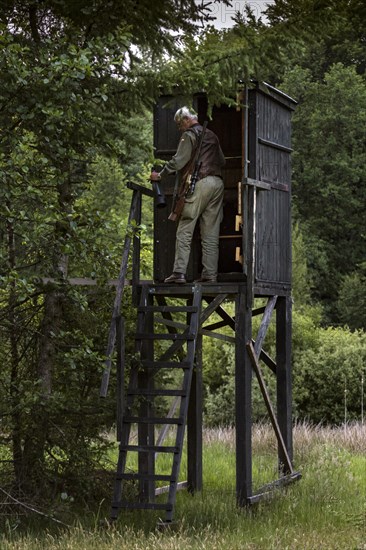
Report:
174,106,198,123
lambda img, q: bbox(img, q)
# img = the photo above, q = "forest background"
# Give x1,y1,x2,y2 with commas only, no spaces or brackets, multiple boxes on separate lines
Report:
0,0,365,517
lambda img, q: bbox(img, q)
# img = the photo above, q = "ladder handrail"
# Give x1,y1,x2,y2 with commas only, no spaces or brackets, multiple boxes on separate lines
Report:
100,182,158,397
100,188,141,397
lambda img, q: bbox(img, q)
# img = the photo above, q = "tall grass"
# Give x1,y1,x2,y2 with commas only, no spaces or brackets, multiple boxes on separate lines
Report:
1,422,365,549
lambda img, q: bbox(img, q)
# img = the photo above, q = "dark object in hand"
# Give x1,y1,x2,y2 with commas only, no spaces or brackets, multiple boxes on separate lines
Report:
152,181,166,208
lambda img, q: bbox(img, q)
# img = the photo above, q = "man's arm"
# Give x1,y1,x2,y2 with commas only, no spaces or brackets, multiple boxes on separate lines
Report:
151,131,196,181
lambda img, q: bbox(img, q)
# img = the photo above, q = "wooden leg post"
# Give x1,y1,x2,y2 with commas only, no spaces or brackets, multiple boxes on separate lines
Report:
187,330,203,493
138,292,155,502
276,296,293,473
235,285,253,505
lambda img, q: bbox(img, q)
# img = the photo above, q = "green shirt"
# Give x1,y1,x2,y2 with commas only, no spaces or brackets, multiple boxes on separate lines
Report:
160,130,197,177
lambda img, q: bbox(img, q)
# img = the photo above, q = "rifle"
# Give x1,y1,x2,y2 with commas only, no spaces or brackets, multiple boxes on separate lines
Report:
168,121,208,222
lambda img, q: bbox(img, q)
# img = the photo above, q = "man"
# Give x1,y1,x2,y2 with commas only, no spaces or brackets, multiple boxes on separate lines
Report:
150,106,225,283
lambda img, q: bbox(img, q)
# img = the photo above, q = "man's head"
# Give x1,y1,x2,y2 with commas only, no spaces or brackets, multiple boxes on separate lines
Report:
174,106,198,131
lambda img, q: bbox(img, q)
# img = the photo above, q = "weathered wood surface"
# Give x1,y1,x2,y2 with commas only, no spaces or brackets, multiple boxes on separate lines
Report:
100,188,140,398
235,286,253,505
153,86,293,287
247,342,293,474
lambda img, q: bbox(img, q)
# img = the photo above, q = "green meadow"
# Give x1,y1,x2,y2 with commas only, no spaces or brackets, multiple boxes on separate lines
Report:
1,423,365,550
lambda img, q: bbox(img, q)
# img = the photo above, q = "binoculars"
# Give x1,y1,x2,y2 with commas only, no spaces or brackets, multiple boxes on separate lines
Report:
152,181,166,208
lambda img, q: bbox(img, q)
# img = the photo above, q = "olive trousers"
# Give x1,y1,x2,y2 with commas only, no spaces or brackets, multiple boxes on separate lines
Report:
173,175,224,278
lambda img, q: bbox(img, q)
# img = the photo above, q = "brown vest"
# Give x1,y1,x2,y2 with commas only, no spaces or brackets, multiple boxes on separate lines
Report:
186,124,223,179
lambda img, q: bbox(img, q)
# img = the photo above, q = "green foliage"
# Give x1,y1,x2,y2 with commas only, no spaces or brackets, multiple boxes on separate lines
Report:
0,0,215,499
204,299,277,426
337,262,366,330
1,0,366,511
281,63,366,319
265,0,366,81
292,221,311,307
204,304,361,427
293,326,366,424
157,8,305,111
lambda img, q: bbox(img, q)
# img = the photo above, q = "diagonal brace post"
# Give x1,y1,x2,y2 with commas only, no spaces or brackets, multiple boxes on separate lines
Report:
247,342,293,474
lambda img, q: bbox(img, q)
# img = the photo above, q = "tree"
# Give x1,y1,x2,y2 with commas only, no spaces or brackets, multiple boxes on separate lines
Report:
280,63,366,320
264,0,366,82
337,263,366,331
0,0,232,500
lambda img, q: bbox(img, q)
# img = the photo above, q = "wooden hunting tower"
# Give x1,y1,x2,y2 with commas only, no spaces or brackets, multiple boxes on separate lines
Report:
106,82,301,525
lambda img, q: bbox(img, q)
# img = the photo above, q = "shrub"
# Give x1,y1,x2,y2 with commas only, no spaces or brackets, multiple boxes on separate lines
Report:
204,306,366,427
293,326,366,424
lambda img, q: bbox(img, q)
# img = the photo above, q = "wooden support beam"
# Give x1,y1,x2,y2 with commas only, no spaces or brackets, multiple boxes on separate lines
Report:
202,319,229,331
132,190,142,305
247,471,301,504
155,295,185,362
246,186,256,308
154,317,189,331
155,398,180,458
200,294,228,324
276,296,293,471
157,329,190,362
138,290,155,502
40,277,128,286
116,316,125,442
247,342,293,474
203,297,236,330
199,329,235,344
155,481,188,497
255,342,277,375
187,326,203,493
242,176,271,191
235,286,253,505
251,306,266,317
254,296,277,357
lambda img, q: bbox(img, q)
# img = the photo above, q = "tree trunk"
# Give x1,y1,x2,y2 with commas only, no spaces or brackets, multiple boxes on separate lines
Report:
6,214,23,486
21,172,71,493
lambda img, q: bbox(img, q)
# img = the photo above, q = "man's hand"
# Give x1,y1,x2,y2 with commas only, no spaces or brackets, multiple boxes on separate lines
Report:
150,171,161,182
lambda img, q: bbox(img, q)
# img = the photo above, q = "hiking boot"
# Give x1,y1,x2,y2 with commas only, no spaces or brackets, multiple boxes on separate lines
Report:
164,272,186,284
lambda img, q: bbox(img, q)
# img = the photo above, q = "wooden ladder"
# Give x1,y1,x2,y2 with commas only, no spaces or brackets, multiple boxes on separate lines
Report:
110,283,202,524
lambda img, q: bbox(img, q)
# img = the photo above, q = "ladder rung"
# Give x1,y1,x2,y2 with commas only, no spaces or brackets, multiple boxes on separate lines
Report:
141,360,191,369
135,333,195,341
123,416,183,425
120,445,179,453
112,501,172,511
127,388,185,397
137,306,198,313
117,473,175,482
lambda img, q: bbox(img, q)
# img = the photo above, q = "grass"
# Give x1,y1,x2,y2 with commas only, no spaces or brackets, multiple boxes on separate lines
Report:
0,422,365,549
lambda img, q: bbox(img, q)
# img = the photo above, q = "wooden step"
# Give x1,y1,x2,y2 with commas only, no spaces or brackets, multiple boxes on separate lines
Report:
127,388,185,397
140,360,191,369
137,305,199,313
112,501,173,511
135,332,194,341
116,473,175,482
123,416,184,425
119,445,179,453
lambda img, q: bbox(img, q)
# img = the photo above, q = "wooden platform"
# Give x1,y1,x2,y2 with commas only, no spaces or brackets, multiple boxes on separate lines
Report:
138,280,291,298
